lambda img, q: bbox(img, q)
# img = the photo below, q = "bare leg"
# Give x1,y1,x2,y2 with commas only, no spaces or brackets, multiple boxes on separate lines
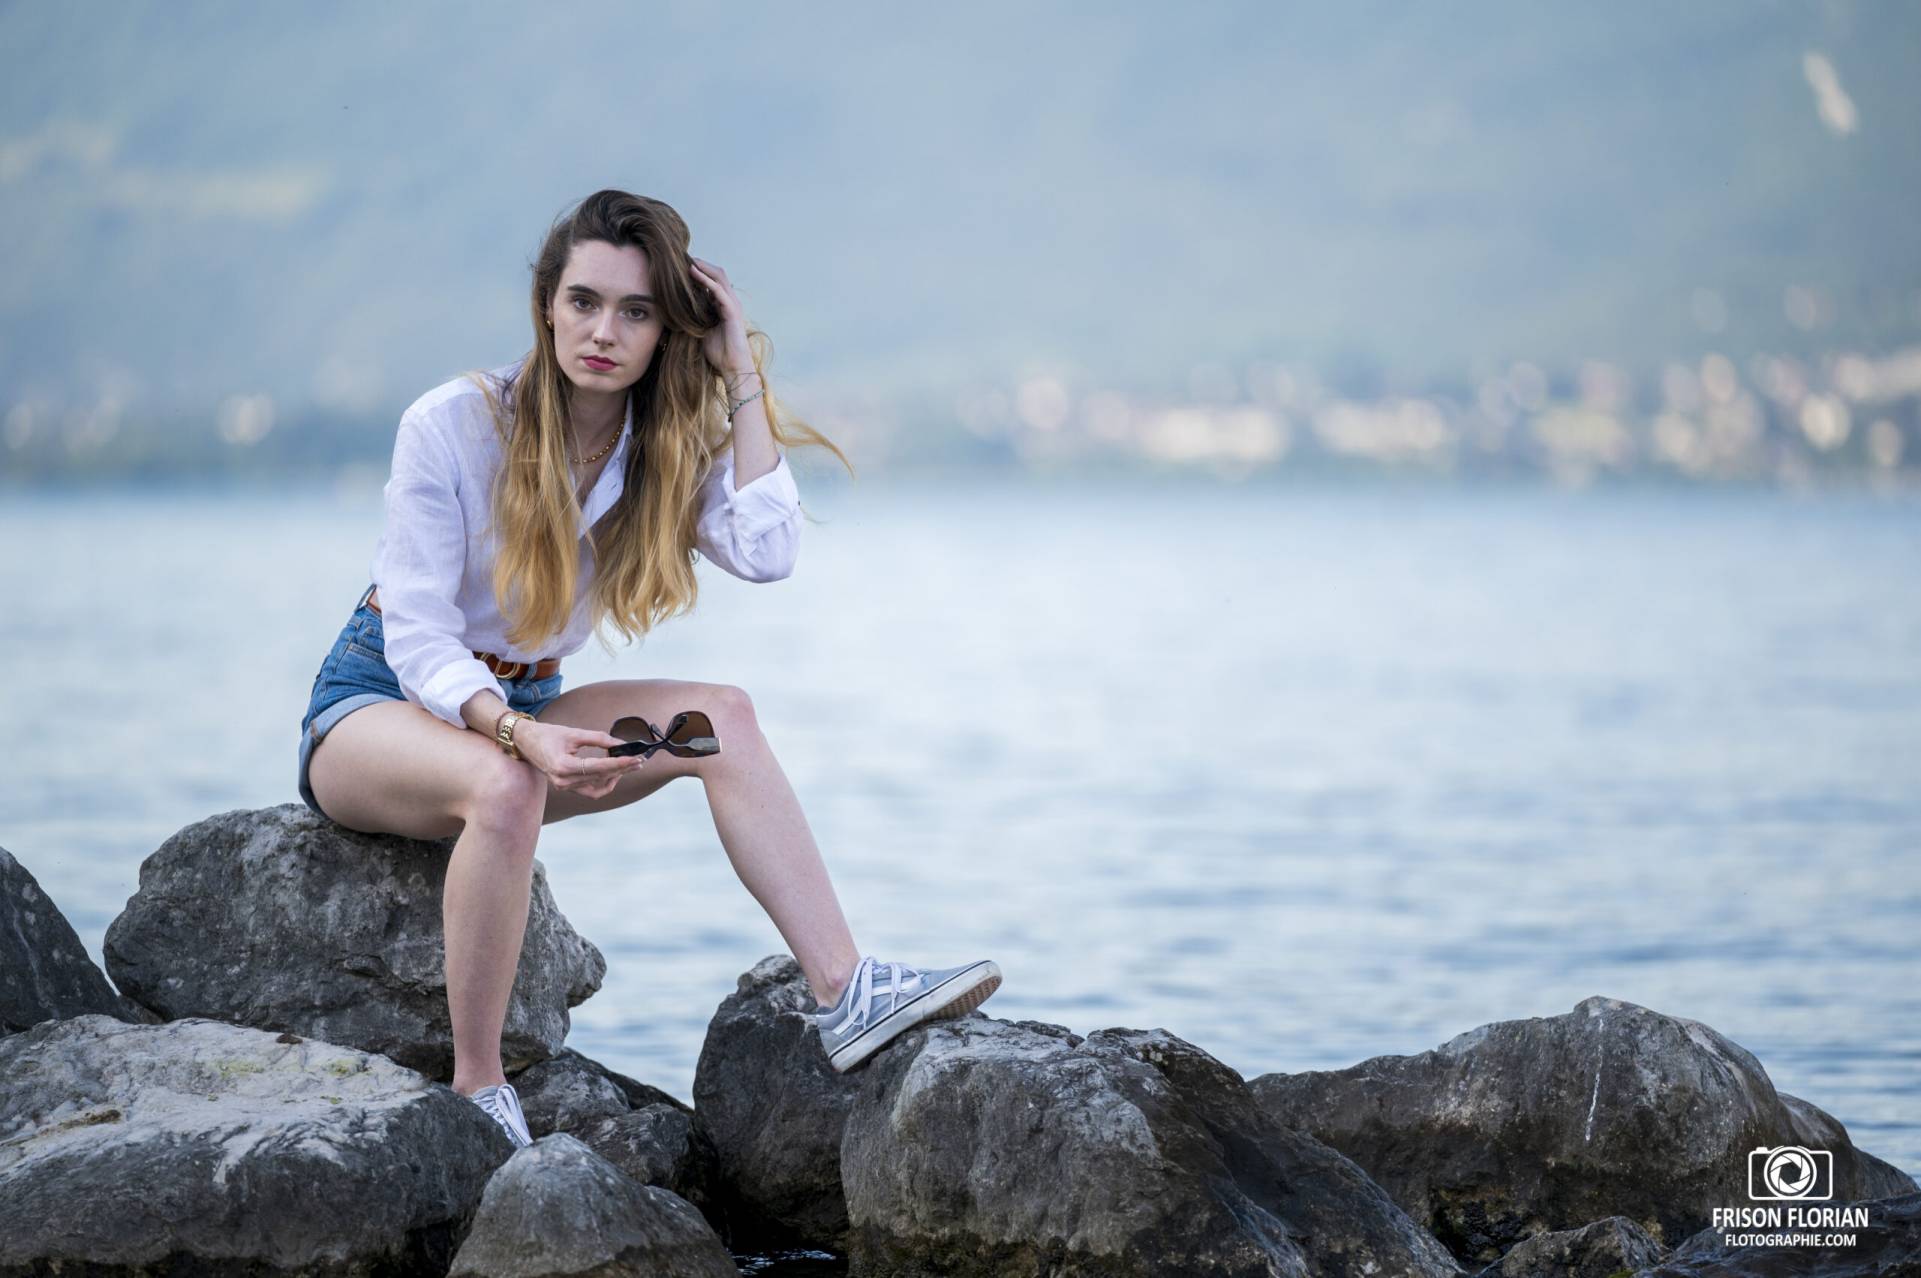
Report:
535,679,862,1007
703,706,861,1008
444,811,540,1095
307,699,550,1095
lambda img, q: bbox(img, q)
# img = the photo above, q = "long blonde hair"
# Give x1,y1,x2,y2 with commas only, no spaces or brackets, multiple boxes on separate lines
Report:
465,189,850,655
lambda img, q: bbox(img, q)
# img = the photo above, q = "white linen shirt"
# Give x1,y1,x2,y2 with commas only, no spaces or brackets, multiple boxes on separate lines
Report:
370,359,801,729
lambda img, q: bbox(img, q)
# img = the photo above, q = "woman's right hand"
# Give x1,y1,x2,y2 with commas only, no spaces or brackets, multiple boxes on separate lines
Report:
512,721,646,798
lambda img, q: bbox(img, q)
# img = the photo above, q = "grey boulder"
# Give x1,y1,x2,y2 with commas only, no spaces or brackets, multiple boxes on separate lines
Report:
841,1015,1465,1278
691,954,863,1252
103,804,606,1080
0,1013,503,1274
511,1048,721,1221
511,1046,686,1135
1249,995,1918,1265
1475,1216,1667,1278
1,844,156,1035
449,1133,738,1277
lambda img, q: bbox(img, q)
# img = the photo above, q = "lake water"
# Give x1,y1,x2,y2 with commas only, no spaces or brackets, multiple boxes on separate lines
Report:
3,476,1917,1187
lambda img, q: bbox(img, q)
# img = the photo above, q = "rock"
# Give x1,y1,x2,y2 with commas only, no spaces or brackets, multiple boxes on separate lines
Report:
692,955,863,1252
1,844,157,1034
1248,995,1919,1265
0,1013,502,1274
512,1048,721,1219
572,1104,725,1225
1476,1216,1667,1278
1634,1190,1921,1277
448,1133,738,1277
102,804,606,1079
1774,1091,1914,1190
512,1046,688,1135
841,1015,1465,1278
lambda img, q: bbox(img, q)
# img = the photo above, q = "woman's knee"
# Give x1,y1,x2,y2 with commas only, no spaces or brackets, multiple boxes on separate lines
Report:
687,683,760,763
701,682,759,735
459,754,548,833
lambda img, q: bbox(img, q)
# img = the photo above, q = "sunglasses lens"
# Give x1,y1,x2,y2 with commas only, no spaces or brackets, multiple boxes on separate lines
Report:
667,711,720,755
611,716,658,743
666,712,703,743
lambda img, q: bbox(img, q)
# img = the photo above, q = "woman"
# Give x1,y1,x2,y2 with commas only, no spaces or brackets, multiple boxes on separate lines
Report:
295,189,1001,1148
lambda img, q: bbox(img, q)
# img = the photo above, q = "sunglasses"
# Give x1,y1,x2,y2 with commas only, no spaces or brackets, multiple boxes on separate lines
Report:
607,710,722,760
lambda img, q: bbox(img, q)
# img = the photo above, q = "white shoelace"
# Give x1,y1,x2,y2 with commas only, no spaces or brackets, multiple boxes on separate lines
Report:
474,1081,532,1146
829,956,925,1040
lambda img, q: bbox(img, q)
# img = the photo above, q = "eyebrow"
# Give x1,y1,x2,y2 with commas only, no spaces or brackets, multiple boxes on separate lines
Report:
564,284,654,305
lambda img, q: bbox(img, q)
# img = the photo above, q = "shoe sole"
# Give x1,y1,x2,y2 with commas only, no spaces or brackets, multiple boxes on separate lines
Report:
826,960,1002,1073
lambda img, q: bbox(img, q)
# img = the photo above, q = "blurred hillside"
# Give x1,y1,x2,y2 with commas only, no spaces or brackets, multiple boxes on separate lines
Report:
1,1,1917,487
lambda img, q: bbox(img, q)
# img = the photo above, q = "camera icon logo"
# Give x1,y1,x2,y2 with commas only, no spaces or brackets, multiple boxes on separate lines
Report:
1747,1145,1832,1201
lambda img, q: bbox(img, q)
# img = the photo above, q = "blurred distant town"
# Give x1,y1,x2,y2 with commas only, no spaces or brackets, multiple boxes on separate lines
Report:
6,331,1917,493
847,329,1921,491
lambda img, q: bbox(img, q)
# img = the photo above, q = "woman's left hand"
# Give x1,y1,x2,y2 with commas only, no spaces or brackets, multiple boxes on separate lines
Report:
690,257,755,378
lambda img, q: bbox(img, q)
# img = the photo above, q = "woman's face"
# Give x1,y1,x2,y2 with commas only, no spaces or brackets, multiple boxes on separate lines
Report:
546,239,666,396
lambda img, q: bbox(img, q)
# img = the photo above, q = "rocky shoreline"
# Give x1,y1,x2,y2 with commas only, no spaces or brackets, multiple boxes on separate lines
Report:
3,806,1915,1276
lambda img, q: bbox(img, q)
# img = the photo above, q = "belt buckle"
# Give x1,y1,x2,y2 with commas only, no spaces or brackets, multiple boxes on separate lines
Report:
478,648,548,682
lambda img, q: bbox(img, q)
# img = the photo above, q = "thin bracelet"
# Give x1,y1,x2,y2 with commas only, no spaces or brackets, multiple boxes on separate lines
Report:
727,386,766,422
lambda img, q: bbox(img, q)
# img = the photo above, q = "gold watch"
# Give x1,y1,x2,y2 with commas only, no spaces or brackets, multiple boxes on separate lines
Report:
494,710,531,759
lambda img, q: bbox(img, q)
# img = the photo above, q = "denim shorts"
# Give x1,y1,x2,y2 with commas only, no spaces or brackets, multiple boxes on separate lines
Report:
296,583,565,821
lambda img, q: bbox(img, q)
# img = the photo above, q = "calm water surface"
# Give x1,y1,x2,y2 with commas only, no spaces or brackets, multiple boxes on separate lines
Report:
3,477,1917,1192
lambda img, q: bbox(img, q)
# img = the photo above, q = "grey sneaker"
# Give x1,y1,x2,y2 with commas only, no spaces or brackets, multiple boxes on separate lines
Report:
466,1081,533,1148
810,955,1002,1073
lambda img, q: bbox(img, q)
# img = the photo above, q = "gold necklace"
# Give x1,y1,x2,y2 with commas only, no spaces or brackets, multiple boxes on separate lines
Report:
569,425,620,468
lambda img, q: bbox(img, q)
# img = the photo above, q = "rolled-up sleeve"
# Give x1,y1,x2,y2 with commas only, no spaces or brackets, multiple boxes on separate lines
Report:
372,411,506,729
694,448,801,582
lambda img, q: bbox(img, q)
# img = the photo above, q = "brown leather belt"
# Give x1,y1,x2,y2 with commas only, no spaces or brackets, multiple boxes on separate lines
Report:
364,586,562,682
